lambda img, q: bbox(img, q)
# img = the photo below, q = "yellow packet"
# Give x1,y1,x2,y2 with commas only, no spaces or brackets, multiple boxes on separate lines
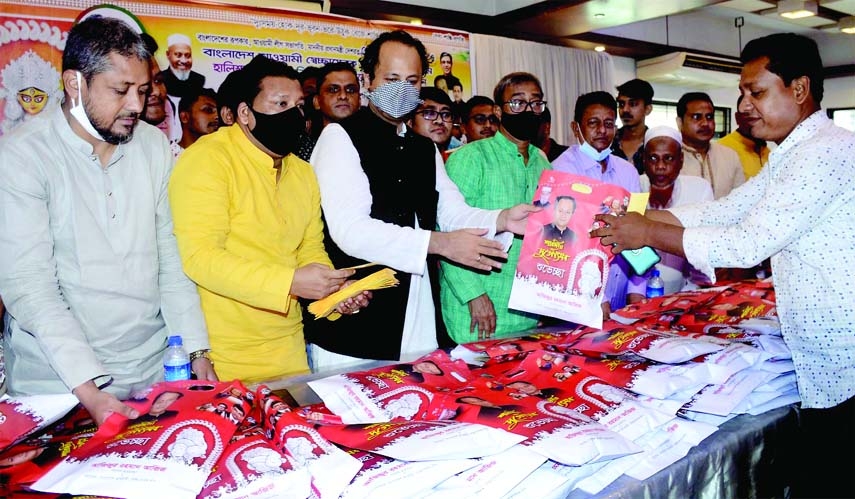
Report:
307,268,399,320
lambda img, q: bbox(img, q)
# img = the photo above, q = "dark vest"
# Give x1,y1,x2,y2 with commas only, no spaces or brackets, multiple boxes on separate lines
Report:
303,108,455,360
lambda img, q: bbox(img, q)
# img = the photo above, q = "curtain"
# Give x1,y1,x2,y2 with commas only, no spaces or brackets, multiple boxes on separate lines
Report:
470,33,615,147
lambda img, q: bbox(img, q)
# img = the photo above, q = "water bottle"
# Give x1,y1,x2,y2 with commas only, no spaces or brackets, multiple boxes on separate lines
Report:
163,335,191,382
646,267,665,298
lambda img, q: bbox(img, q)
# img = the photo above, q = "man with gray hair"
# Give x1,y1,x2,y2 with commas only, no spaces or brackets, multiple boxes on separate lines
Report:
441,71,550,343
0,15,215,426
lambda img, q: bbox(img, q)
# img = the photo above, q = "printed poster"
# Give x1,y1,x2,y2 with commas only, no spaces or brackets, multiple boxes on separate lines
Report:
509,171,629,329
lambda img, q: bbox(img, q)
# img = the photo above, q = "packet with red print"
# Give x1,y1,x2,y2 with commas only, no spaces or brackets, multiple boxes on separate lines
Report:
0,393,78,454
448,353,643,466
316,419,525,462
196,432,311,499
674,280,777,333
338,447,476,499
509,171,632,329
31,380,249,499
0,405,97,491
417,444,548,498
559,323,724,364
690,342,772,384
449,330,572,367
269,410,361,499
480,351,675,442
609,287,727,325
558,353,708,399
307,350,470,424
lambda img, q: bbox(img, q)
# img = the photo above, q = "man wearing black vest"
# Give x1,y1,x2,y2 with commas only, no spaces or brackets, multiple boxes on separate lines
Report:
306,30,535,373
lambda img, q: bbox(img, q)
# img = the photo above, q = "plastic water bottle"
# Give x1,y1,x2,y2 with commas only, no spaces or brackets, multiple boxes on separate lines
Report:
646,268,665,298
163,335,191,382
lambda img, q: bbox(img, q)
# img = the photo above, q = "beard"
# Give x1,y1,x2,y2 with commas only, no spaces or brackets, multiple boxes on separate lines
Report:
84,95,137,145
171,67,191,81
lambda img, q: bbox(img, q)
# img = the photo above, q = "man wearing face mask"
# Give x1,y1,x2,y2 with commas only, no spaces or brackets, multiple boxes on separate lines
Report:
440,72,550,344
0,16,216,426
307,30,536,373
168,55,368,383
552,91,642,319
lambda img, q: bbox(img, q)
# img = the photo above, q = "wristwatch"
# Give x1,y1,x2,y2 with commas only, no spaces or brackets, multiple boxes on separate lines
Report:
189,349,213,364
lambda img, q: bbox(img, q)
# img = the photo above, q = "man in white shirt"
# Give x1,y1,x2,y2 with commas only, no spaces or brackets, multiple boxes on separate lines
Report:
638,126,713,294
676,92,745,199
307,30,534,372
0,16,215,425
592,33,855,498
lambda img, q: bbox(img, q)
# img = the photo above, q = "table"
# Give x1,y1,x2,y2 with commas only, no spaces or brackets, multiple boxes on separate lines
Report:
263,367,799,499
567,405,797,499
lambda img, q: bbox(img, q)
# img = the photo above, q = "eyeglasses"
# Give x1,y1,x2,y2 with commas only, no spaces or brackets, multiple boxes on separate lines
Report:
416,109,454,122
503,99,547,114
470,114,499,125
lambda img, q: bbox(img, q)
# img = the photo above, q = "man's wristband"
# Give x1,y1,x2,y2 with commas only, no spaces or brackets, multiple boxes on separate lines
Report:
189,349,212,364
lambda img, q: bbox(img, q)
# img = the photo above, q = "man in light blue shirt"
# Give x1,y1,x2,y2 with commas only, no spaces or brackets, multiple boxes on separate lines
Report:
551,91,644,318
0,16,215,425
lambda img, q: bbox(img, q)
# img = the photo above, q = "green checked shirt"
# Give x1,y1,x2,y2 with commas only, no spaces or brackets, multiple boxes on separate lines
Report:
440,131,551,343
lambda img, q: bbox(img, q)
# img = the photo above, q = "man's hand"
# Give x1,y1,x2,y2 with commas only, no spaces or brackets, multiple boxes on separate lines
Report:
591,212,686,257
191,358,218,381
291,263,354,300
72,380,139,426
626,293,645,305
429,229,507,271
601,302,612,322
590,212,654,254
468,294,497,340
334,281,372,315
497,204,540,235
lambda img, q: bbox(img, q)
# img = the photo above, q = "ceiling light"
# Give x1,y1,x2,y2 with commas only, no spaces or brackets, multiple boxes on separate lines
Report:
777,0,817,19
594,45,606,52
840,16,855,34
410,18,422,25
593,13,605,18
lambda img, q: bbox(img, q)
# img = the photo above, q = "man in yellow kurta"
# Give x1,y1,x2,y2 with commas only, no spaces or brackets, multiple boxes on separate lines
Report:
717,96,770,179
169,55,359,382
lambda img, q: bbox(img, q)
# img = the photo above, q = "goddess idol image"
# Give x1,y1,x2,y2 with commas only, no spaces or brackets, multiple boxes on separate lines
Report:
1,50,61,135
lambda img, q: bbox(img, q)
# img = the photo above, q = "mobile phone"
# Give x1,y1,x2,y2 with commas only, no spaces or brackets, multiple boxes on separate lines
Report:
621,246,661,275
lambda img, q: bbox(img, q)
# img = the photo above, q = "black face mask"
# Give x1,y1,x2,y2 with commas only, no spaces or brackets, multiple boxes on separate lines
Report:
248,105,304,156
501,111,540,142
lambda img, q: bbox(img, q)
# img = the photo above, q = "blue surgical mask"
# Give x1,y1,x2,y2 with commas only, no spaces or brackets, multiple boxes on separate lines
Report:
69,71,106,142
579,138,611,162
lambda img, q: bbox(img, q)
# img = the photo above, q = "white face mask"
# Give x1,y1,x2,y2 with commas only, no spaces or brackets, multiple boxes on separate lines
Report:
69,71,106,142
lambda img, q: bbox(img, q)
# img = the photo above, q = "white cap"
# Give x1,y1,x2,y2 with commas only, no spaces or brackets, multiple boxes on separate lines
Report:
167,33,192,48
77,6,144,34
644,126,682,147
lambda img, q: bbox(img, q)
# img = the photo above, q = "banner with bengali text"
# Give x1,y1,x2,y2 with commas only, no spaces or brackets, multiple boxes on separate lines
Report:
0,0,472,136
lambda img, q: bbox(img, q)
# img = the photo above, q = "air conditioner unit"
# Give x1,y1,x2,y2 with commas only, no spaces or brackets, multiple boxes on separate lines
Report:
636,52,742,90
